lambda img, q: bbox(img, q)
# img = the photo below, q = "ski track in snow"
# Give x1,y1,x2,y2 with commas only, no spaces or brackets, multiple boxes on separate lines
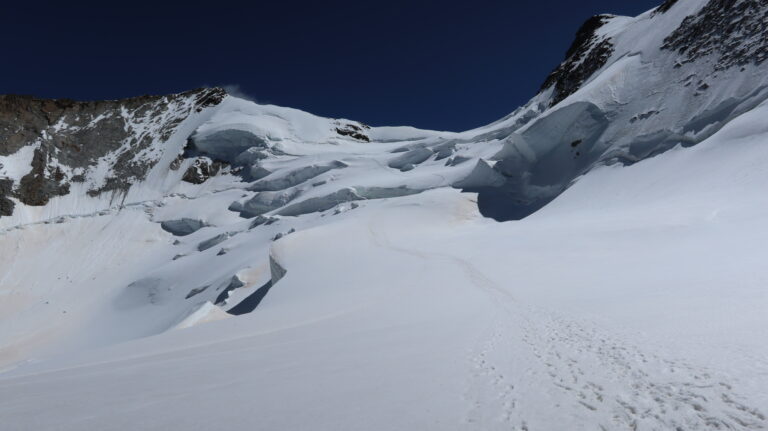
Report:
367,215,767,431
517,313,766,430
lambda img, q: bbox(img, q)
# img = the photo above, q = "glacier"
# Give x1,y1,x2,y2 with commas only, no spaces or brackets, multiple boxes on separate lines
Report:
1,0,768,429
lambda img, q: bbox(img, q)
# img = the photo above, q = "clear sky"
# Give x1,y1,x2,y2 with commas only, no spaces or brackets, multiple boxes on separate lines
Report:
3,1,663,131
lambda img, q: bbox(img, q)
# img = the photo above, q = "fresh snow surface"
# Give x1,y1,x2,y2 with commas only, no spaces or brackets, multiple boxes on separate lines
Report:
1,101,767,429
1,1,768,429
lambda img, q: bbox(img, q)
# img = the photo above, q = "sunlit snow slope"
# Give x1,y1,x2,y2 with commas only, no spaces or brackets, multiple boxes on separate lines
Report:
1,1,768,430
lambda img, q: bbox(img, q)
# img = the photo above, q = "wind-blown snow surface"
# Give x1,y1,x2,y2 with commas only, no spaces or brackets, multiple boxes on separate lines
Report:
2,1,768,430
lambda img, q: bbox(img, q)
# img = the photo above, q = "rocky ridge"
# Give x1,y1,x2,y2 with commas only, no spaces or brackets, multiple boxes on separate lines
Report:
0,88,226,210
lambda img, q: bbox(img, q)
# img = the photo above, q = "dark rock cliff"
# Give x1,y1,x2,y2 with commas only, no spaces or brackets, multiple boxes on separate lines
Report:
661,0,768,70
0,87,226,214
539,14,615,107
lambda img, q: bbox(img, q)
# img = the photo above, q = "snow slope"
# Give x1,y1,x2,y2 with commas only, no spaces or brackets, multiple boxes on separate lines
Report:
1,0,768,429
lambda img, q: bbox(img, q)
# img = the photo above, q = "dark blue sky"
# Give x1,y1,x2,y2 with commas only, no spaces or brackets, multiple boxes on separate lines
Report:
3,1,662,131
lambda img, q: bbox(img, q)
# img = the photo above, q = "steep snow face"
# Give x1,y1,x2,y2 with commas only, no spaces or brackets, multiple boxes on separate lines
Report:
1,0,768,429
446,0,768,219
536,0,768,160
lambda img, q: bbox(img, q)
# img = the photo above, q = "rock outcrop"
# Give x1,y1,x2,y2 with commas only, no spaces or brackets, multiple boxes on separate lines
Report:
661,0,768,70
539,15,615,106
0,88,226,216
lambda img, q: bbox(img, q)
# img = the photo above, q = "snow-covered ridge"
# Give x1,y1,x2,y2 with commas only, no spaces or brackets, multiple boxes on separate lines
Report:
3,0,767,229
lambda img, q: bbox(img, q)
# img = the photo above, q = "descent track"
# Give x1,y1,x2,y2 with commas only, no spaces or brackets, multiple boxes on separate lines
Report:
367,209,767,431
